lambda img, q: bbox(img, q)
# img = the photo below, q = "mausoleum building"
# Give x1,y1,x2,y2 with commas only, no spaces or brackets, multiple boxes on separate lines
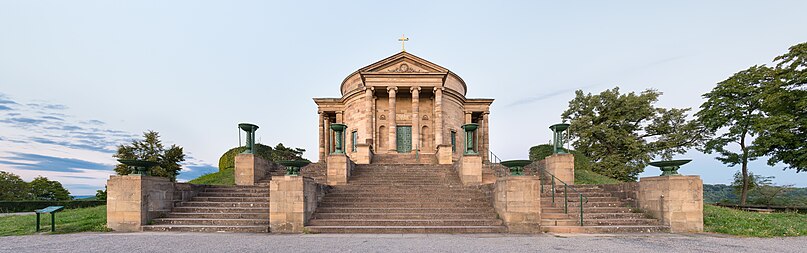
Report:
314,52,493,164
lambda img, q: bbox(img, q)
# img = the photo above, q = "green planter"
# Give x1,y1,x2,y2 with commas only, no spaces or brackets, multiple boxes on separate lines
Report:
278,160,311,176
549,123,570,154
461,123,479,155
238,123,260,154
500,160,532,176
117,159,159,176
648,159,691,176
330,123,348,154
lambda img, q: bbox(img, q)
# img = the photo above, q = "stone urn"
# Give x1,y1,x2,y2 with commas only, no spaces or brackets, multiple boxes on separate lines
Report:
278,160,311,176
117,159,159,176
648,159,692,176
500,160,533,176
330,123,348,154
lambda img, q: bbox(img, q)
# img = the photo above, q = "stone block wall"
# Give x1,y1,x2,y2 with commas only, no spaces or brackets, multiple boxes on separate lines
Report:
326,154,354,185
638,175,704,233
269,176,326,233
437,145,453,165
493,177,542,233
544,154,574,185
235,154,281,186
459,155,482,186
600,182,639,208
352,144,373,164
107,175,178,232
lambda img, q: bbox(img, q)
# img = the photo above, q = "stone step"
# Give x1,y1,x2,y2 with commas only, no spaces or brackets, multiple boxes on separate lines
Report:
539,196,620,203
179,201,269,208
152,218,269,226
202,188,269,193
325,192,484,198
541,212,647,220
542,207,633,214
142,225,269,233
312,212,496,220
172,206,269,213
541,192,614,198
541,218,661,226
540,201,626,208
541,225,670,233
314,207,495,214
305,226,506,234
320,197,489,203
331,186,475,191
307,219,503,227
191,196,270,202
166,212,269,219
317,202,491,208
196,192,270,197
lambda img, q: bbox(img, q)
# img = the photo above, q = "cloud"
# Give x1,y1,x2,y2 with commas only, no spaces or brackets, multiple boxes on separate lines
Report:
0,105,11,110
27,103,68,110
8,117,47,124
0,152,112,173
41,116,64,121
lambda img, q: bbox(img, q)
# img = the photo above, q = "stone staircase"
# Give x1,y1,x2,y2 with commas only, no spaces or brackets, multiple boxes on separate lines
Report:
371,153,436,165
540,184,670,233
142,180,272,233
305,164,506,233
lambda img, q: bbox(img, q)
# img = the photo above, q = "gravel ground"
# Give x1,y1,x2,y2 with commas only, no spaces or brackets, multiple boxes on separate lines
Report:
0,232,804,253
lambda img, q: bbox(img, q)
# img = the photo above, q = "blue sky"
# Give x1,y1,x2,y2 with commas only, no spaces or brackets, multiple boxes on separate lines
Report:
1,1,806,195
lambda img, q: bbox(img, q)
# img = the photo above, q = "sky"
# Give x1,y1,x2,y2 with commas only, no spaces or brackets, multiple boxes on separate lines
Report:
1,1,806,195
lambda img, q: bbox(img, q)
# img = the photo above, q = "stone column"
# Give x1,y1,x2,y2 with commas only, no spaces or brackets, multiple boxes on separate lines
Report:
318,112,325,161
372,95,378,150
387,87,397,152
324,116,331,154
434,87,443,147
411,87,420,153
482,113,490,162
638,175,704,233
366,87,374,146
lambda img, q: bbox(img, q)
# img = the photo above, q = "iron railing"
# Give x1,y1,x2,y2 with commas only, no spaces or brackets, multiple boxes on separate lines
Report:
537,164,588,226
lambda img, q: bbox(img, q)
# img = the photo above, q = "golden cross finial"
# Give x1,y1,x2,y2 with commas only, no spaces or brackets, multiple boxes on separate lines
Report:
398,34,409,52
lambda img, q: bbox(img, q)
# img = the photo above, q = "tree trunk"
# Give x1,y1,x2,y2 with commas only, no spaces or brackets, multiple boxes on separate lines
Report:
740,131,749,205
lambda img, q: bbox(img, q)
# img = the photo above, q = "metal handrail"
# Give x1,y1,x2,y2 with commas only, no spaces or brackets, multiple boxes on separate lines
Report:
538,164,589,226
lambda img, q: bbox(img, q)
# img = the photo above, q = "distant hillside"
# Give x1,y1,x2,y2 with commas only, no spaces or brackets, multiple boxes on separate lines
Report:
704,184,807,206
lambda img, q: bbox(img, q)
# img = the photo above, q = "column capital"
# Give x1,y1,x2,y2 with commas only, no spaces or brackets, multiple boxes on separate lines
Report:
410,86,421,93
433,87,444,92
387,86,398,92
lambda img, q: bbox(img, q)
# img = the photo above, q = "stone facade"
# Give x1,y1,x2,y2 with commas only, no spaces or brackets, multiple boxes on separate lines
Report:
107,175,179,232
269,176,324,233
314,52,493,164
235,153,280,186
638,175,704,233
492,177,542,233
544,154,575,185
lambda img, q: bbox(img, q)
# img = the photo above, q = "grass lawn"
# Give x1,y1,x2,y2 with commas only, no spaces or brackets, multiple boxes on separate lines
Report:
0,205,109,236
575,169,622,185
188,168,234,185
704,204,807,237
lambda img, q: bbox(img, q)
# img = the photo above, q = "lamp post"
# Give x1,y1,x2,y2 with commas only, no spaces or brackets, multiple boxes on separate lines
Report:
238,123,259,154
549,123,570,154
462,123,479,155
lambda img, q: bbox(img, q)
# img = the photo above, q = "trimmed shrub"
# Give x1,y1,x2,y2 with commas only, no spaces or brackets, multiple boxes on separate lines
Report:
218,144,273,171
528,144,591,171
0,200,106,213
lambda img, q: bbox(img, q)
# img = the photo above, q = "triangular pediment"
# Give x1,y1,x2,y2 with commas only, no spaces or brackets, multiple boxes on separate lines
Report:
360,52,448,73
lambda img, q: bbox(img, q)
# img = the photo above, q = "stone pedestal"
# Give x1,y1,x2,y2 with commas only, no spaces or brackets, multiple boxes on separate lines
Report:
545,154,574,185
638,175,703,233
437,144,453,165
269,176,321,233
106,175,175,232
326,154,353,185
493,177,542,233
459,155,482,186
353,144,373,164
235,154,271,186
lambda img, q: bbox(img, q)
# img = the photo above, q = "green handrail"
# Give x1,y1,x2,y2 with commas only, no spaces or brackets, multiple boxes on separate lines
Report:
539,165,589,226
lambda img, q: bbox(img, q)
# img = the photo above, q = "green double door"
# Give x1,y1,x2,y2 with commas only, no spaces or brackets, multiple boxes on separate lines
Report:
396,126,412,153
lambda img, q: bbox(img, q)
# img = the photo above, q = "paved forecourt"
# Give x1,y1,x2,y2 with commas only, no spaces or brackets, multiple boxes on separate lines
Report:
0,233,803,253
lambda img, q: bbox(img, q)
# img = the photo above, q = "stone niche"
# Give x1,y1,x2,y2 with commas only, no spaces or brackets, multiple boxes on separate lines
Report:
638,175,704,233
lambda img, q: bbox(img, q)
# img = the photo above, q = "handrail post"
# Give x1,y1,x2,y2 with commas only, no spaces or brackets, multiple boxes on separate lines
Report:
551,179,556,206
564,184,568,214
579,193,584,226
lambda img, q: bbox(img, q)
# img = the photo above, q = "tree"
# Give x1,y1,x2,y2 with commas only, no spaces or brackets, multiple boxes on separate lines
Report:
696,65,772,204
561,87,704,181
95,186,107,200
754,42,807,173
270,143,306,162
29,176,72,201
0,171,30,200
114,131,186,181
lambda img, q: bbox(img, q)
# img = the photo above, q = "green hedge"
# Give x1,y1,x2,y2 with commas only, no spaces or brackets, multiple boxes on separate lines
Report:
528,144,591,171
0,200,106,213
218,144,273,171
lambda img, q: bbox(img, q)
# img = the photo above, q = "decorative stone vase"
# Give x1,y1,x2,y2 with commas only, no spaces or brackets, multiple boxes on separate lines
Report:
500,160,532,176
278,160,311,176
549,123,570,154
648,159,692,176
330,123,347,154
117,159,160,176
238,123,259,154
461,123,479,155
